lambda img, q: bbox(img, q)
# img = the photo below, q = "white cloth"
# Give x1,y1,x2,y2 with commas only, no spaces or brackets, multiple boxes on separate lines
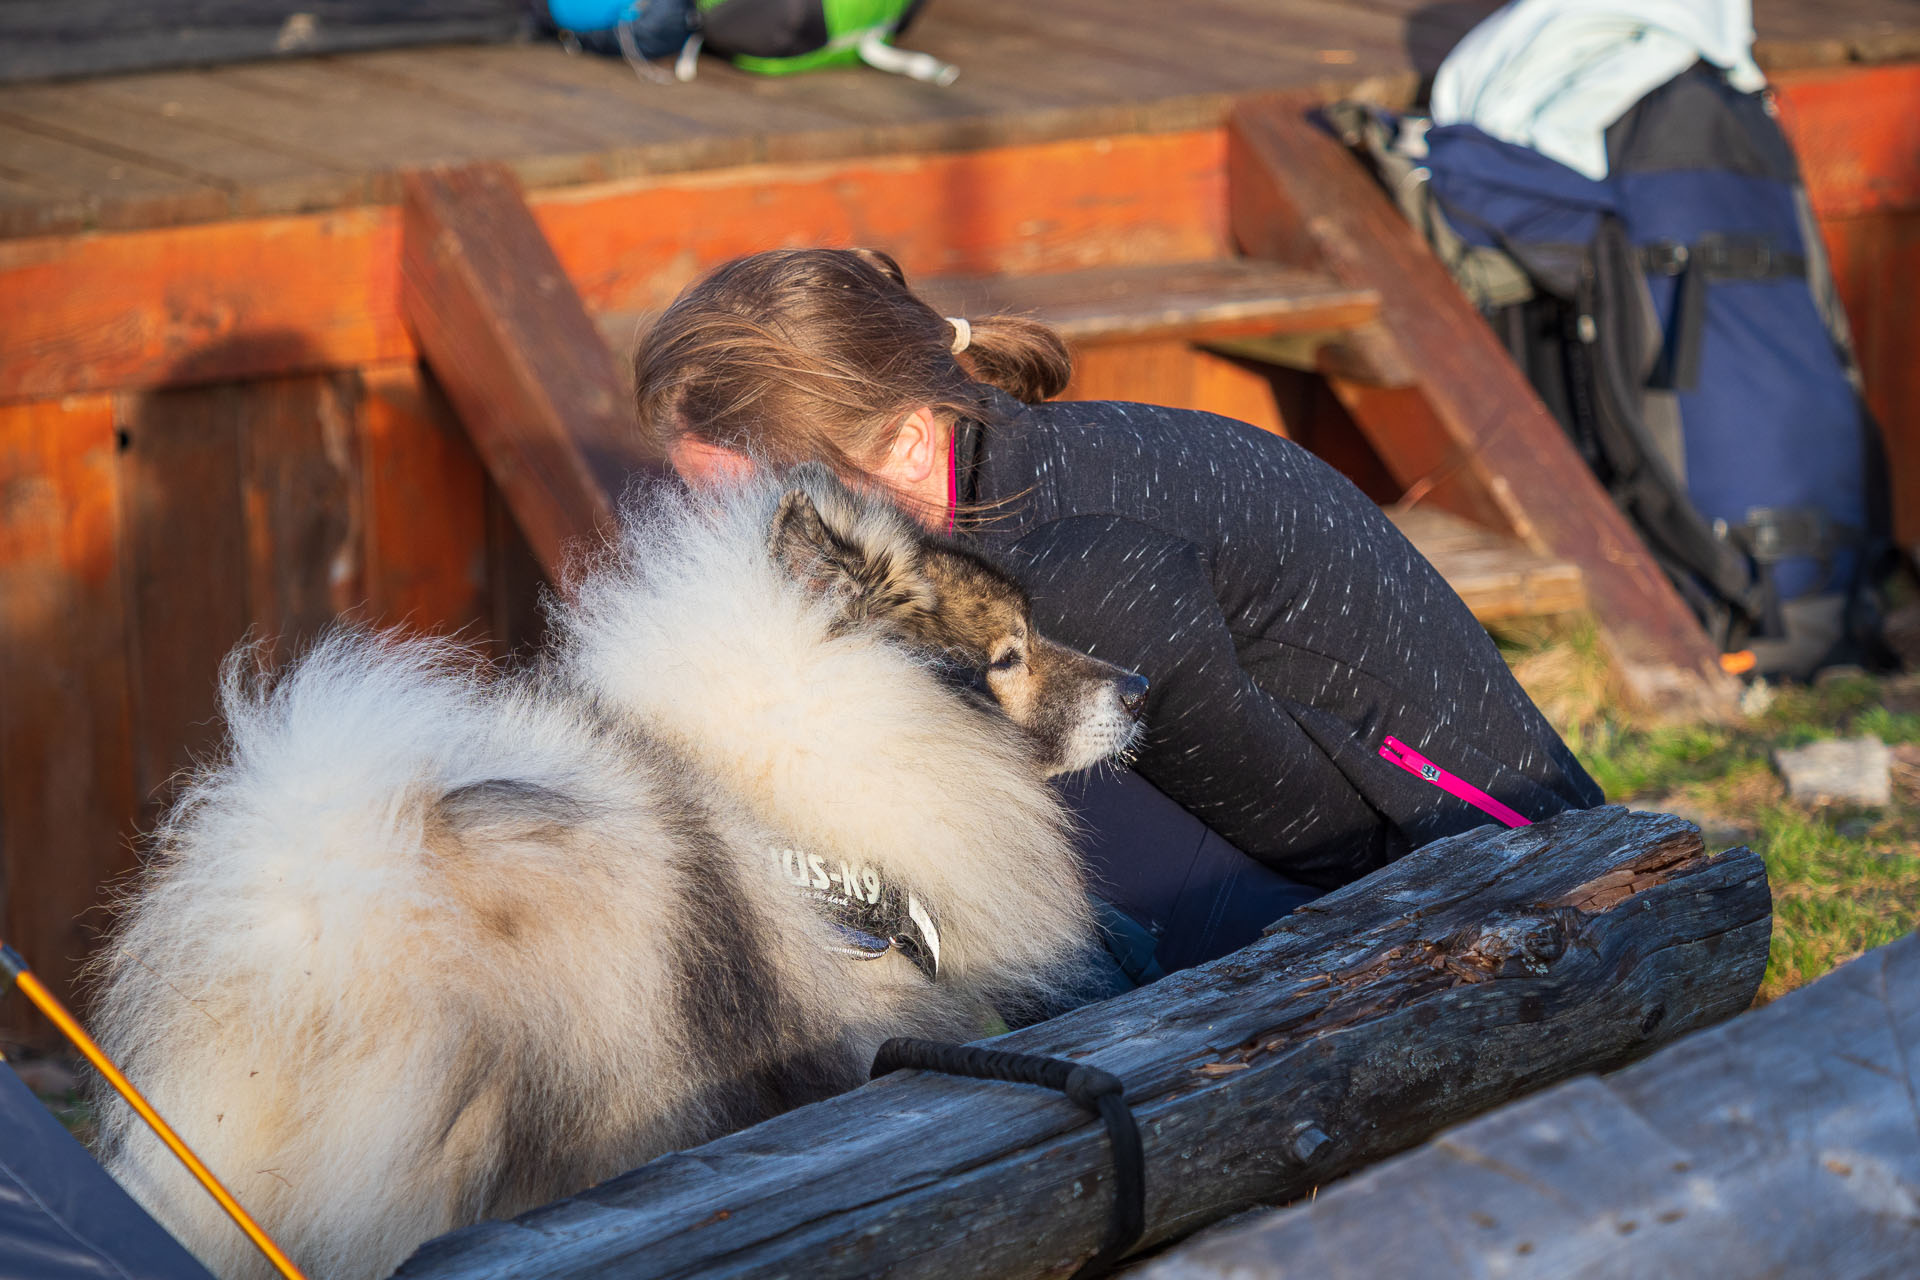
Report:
1431,0,1767,180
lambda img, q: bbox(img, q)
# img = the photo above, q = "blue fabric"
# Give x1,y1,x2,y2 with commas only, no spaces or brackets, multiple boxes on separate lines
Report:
1055,768,1322,984
1421,116,1869,603
0,1064,213,1280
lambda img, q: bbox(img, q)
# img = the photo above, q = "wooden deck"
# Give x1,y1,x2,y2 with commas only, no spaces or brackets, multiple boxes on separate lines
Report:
0,0,1916,238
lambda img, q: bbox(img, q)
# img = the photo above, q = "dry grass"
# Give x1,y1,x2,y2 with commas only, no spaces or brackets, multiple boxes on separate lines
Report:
1497,617,1920,1002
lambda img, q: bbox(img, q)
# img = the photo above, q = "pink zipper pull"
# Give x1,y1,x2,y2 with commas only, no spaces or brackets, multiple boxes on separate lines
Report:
1379,735,1532,829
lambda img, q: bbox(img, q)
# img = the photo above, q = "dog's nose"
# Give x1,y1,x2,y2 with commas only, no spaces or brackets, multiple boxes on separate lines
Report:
1118,674,1149,719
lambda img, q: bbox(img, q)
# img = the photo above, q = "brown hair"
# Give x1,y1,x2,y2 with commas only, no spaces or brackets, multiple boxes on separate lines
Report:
631,248,1071,479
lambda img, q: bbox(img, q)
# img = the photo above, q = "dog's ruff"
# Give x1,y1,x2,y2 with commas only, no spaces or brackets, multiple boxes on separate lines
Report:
89,468,1136,1280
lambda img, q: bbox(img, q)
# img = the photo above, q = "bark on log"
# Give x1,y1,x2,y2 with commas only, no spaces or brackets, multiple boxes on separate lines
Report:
1141,929,1920,1279
395,806,1770,1280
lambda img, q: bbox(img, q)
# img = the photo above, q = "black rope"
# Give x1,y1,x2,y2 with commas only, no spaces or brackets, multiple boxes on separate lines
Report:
870,1037,1145,1279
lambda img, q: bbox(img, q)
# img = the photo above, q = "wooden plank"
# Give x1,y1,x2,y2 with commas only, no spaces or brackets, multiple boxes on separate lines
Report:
402,163,662,579
0,118,230,234
0,80,369,221
534,128,1231,314
239,372,364,668
1189,347,1290,438
1062,338,1201,412
114,381,251,833
0,395,137,1041
1774,62,1920,220
1141,931,1920,1279
1262,364,1404,503
1391,506,1587,623
0,205,406,404
0,128,1228,402
484,482,550,660
1228,94,1737,717
0,1,519,84
357,362,492,636
398,808,1770,1280
912,259,1378,345
1823,210,1920,546
91,59,600,195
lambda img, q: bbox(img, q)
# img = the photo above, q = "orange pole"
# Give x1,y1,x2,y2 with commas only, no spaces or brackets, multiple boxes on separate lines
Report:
1,941,308,1280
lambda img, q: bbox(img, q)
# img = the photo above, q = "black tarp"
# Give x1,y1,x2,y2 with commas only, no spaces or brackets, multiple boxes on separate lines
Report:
0,1063,214,1280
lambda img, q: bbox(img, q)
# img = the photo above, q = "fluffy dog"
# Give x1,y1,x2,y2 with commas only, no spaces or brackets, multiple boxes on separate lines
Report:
88,465,1147,1280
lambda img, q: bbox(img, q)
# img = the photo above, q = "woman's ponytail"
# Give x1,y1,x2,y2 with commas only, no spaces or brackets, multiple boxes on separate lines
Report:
956,314,1072,404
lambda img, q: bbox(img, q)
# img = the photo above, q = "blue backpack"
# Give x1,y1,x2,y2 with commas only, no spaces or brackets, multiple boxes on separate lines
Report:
1337,64,1890,676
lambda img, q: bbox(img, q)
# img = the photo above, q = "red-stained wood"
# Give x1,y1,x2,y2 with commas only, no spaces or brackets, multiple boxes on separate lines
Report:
1775,62,1920,546
402,163,661,580
1774,62,1920,220
0,395,138,1039
530,129,1230,315
1228,93,1736,717
0,208,407,405
486,485,551,661
912,259,1377,346
357,363,493,636
114,381,251,834
1822,210,1920,544
1190,348,1290,439
239,373,365,669
0,129,1229,405
1262,365,1403,505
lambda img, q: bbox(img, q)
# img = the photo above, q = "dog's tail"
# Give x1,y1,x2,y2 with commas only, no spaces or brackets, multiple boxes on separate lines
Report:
86,631,581,1280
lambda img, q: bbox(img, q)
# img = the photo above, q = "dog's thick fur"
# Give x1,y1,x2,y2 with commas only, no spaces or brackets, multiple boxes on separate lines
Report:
89,467,1143,1280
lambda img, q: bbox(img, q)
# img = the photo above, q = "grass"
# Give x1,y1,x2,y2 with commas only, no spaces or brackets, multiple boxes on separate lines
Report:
1498,617,1920,1003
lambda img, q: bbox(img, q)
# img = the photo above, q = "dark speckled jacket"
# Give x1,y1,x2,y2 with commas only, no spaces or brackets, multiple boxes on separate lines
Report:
955,391,1603,890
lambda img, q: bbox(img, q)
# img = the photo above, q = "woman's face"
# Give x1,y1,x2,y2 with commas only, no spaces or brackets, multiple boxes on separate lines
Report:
667,410,953,533
668,436,756,488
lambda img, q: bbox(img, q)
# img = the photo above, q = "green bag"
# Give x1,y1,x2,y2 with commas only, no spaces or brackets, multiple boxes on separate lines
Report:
697,0,955,82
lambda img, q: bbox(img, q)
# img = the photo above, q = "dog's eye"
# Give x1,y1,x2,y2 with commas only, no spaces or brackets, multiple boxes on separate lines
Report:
989,650,1023,672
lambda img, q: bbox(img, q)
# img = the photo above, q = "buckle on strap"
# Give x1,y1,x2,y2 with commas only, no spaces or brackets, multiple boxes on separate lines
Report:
1730,506,1853,564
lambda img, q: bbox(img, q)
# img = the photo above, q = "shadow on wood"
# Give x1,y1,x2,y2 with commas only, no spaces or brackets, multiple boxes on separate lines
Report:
1142,928,1920,1279
396,807,1769,1280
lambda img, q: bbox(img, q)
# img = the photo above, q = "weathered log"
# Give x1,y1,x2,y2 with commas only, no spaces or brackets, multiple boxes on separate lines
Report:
396,807,1770,1280
1141,929,1920,1279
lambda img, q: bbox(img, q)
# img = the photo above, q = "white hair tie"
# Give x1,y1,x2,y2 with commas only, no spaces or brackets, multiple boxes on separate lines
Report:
946,316,971,355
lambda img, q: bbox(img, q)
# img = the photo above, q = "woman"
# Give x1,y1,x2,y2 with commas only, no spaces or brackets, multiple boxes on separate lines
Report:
639,247,1602,989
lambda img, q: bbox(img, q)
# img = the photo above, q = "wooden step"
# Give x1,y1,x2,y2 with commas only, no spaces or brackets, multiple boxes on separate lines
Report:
1389,506,1587,624
595,259,1378,361
914,259,1378,345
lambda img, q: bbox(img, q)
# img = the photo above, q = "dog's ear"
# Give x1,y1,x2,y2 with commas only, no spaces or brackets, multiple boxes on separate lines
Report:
770,481,937,628
769,486,851,595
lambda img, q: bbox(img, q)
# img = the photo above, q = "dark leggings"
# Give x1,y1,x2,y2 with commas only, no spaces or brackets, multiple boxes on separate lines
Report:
1054,768,1323,994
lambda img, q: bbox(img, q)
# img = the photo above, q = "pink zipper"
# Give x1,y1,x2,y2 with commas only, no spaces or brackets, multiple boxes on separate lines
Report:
1379,735,1531,829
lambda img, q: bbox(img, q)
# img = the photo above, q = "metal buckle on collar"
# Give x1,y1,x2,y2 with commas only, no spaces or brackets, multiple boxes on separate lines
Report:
776,845,942,982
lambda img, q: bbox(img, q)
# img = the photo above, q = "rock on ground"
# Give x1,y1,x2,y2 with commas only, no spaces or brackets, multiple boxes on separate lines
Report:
1773,735,1893,806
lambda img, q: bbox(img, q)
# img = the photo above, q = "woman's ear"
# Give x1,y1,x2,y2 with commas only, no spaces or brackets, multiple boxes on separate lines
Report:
881,407,942,487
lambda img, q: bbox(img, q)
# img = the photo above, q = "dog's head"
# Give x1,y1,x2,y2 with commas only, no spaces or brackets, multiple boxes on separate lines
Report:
768,465,1147,775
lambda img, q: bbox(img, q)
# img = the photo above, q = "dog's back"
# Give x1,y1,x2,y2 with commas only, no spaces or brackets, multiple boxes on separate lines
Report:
90,472,1119,1279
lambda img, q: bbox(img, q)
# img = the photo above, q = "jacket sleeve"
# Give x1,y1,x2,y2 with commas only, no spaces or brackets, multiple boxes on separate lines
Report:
999,513,1398,888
